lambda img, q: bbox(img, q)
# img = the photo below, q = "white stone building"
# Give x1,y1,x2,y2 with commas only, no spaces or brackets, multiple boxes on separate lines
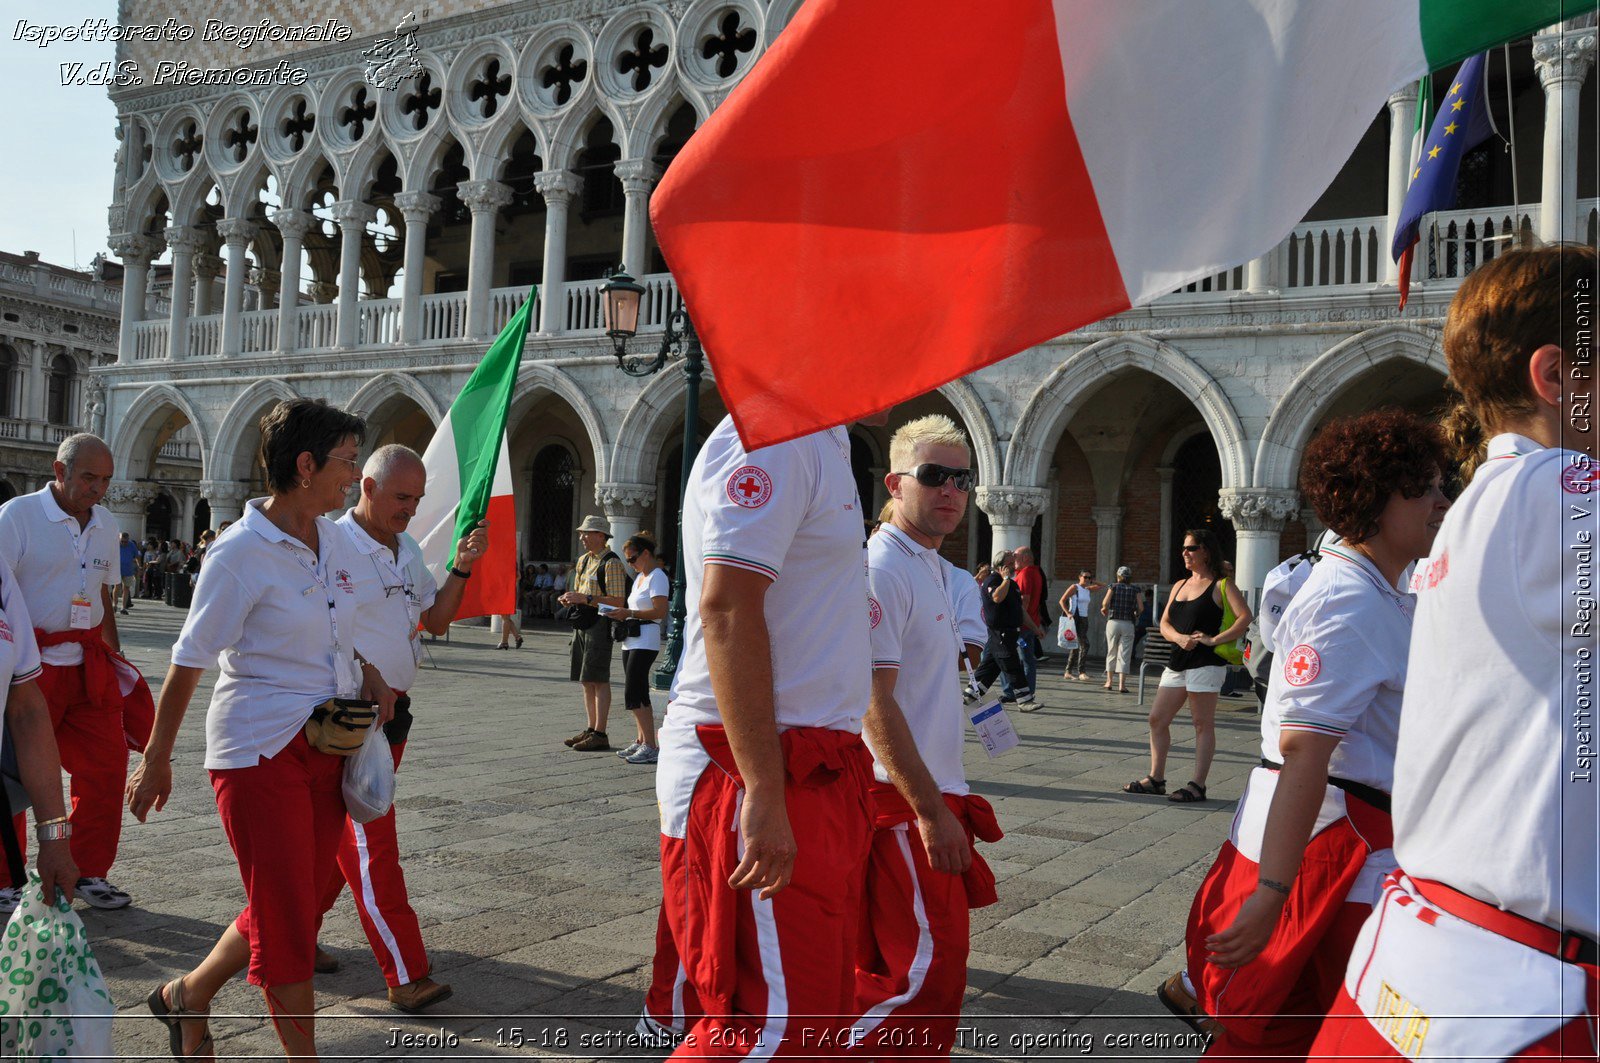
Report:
97,1,1598,615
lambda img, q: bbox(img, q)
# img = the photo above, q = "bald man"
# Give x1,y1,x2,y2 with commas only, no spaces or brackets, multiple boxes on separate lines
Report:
317,444,487,1012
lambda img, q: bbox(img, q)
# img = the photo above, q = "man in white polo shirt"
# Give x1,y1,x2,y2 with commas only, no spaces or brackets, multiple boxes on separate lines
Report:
850,415,1002,1058
318,444,486,1013
0,433,136,910
654,410,883,1060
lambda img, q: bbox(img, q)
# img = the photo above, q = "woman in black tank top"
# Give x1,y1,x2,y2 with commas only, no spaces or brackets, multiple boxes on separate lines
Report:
1122,528,1251,804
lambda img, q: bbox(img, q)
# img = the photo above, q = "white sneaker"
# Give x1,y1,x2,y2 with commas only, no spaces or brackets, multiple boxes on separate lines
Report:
635,1012,684,1048
0,886,19,914
1018,696,1042,712
75,877,132,909
625,745,659,765
615,741,642,759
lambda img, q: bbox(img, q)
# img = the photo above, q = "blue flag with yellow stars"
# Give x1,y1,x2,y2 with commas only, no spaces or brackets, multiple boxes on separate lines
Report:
1391,54,1497,267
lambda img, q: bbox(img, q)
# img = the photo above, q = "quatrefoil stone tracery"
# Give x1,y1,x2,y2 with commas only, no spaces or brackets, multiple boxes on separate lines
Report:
617,28,668,92
540,44,588,105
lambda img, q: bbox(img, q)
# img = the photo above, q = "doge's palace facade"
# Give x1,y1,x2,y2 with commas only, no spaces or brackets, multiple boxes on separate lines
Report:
97,1,1598,623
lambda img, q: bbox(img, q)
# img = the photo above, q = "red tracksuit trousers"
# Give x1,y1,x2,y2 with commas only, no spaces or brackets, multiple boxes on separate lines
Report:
644,901,704,1037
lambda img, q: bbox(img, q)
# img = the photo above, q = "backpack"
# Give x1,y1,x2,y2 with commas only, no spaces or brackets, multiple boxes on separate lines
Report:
1252,537,1330,705
565,550,621,632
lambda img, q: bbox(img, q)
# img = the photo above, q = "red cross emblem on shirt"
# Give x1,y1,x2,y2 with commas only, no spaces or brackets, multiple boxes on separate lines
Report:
1563,463,1598,494
726,465,773,508
1283,643,1321,687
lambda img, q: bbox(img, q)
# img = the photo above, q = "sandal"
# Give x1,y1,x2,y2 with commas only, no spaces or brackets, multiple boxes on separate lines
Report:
1121,776,1166,795
1168,780,1208,803
148,976,214,1060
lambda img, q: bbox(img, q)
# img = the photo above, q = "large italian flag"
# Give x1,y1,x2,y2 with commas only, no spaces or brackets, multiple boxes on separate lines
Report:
412,288,534,619
651,0,1594,450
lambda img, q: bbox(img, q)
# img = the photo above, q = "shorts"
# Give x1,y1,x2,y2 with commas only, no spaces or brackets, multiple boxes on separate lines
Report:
622,648,658,709
1159,665,1226,693
570,624,614,683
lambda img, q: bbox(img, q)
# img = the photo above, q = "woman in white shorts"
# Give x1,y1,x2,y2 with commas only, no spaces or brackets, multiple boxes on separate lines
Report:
1124,527,1250,803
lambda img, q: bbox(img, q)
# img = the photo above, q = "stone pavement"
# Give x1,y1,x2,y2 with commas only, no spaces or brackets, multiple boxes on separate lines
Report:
84,605,1268,1060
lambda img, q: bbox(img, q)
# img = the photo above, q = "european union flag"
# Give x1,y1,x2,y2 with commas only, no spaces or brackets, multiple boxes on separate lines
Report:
1391,54,1497,267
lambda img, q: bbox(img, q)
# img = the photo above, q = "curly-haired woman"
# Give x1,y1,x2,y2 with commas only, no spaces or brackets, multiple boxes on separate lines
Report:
1157,408,1451,1059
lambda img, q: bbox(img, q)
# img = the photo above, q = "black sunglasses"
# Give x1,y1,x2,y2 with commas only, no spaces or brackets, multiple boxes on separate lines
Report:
895,464,976,492
624,553,639,563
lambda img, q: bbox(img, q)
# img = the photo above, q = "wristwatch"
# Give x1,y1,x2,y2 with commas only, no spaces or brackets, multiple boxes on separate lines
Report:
36,818,71,843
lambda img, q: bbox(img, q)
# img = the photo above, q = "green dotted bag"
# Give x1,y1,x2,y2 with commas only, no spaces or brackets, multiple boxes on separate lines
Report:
0,872,115,1060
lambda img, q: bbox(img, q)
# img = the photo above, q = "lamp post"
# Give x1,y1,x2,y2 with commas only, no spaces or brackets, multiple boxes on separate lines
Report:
602,269,703,690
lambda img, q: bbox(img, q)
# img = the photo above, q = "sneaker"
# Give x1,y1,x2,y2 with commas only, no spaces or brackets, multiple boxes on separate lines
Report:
1018,696,1042,712
120,608,130,615
616,740,643,759
0,886,19,914
76,877,132,909
625,745,659,765
962,685,985,706
564,727,595,748
572,730,611,752
635,1012,685,1049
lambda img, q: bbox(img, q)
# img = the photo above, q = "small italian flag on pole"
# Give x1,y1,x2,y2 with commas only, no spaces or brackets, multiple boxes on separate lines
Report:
413,288,534,619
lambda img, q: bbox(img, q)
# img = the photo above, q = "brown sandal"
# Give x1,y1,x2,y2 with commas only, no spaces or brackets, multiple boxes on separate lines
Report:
148,977,214,1060
1168,780,1208,803
1121,776,1166,795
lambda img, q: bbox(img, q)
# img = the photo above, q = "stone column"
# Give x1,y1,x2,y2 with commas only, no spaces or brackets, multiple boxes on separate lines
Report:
307,281,339,305
249,267,279,312
457,180,513,340
1244,249,1278,295
1534,27,1598,243
199,480,251,528
192,252,222,317
534,171,582,335
1090,505,1124,578
1157,465,1175,585
393,191,441,345
215,218,257,357
270,209,315,352
975,486,1048,555
26,341,46,422
332,201,378,348
1299,507,1326,551
1383,83,1419,285
1217,488,1300,607
108,233,162,362
597,482,657,548
164,226,205,361
615,159,660,278
103,481,157,538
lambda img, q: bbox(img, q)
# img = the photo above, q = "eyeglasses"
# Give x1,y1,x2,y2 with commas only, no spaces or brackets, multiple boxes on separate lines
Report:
1181,545,1200,553
326,454,362,472
894,464,976,492
624,554,639,564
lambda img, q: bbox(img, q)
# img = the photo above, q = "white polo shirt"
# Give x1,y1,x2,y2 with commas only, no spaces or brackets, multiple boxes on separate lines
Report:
172,498,365,770
0,565,45,756
667,415,870,733
1393,433,1598,938
1260,541,1414,791
337,512,437,694
0,487,118,668
867,523,970,796
950,569,987,653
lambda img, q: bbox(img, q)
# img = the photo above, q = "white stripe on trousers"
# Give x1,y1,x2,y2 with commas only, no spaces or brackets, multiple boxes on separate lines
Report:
733,789,787,1061
353,819,411,986
848,828,933,1045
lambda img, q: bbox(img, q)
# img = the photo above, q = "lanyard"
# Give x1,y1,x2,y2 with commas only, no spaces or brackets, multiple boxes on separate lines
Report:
61,516,95,598
281,535,343,664
1323,545,1414,620
367,542,421,633
895,529,978,686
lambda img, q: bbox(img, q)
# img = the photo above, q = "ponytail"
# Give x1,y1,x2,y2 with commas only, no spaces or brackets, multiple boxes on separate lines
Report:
1439,391,1486,487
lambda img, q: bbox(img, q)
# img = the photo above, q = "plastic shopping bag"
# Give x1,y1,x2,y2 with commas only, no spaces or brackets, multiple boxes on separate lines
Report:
343,723,395,824
0,872,115,1060
1056,616,1078,650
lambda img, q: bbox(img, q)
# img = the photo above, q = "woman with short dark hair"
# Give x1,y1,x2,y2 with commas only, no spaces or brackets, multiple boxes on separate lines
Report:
127,398,394,1060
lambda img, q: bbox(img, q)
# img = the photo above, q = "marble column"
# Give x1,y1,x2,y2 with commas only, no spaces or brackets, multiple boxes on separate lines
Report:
332,201,378,348
249,266,280,312
26,341,45,422
1383,83,1419,285
458,180,513,340
103,480,157,538
393,191,441,344
270,209,316,352
534,171,582,335
164,226,206,361
615,159,660,278
1090,505,1124,578
597,482,657,549
975,485,1049,555
1217,488,1300,607
1244,248,1278,295
215,218,257,357
192,252,222,317
108,233,162,362
1156,465,1175,585
1534,27,1598,243
198,480,251,528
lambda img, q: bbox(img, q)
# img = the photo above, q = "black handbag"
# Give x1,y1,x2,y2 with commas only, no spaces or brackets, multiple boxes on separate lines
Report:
567,551,621,631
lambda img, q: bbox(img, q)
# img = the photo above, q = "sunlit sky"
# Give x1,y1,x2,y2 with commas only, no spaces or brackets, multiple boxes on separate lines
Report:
0,3,122,270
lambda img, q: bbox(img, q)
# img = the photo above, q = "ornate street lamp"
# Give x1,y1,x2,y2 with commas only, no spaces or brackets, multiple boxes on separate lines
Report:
602,268,704,689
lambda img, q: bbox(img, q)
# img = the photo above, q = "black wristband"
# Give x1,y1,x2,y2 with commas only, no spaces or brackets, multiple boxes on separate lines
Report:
449,566,471,580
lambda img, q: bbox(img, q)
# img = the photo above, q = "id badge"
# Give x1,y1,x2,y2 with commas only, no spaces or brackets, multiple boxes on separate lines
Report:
69,593,93,630
967,694,1020,758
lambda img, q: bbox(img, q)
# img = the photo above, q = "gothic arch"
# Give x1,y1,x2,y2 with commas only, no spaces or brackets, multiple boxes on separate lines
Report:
1006,335,1251,490
346,372,444,426
545,101,624,172
342,137,400,202
1254,323,1446,490
506,362,610,481
210,378,301,481
224,157,274,219
477,118,548,180
109,383,212,481
609,363,719,485
281,151,336,212
170,171,221,228
404,129,465,194
124,178,170,236
630,89,705,159
934,379,1002,489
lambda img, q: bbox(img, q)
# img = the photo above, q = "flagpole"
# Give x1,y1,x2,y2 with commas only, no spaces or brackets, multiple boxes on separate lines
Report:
653,322,703,691
1503,43,1523,244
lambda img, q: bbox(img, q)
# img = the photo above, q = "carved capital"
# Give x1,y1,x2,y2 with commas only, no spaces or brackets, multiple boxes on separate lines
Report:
215,218,258,245
269,209,317,241
306,281,340,304
331,200,379,228
198,480,252,505
596,481,658,514
1217,488,1300,533
1090,505,1124,530
614,158,660,196
192,252,225,280
163,226,208,256
975,485,1049,526
103,480,158,511
393,191,442,220
249,266,281,291
108,232,163,265
534,170,583,206
1534,30,1598,87
457,179,513,213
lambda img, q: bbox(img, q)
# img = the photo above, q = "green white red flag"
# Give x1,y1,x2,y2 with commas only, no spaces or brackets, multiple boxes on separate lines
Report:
413,288,534,619
650,0,1594,450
